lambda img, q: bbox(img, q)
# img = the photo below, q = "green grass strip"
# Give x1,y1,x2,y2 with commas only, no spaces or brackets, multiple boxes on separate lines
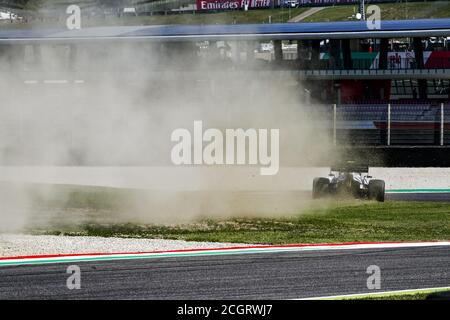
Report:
310,287,450,300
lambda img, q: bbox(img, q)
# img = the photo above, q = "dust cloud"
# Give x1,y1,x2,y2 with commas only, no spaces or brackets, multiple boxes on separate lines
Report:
0,35,336,230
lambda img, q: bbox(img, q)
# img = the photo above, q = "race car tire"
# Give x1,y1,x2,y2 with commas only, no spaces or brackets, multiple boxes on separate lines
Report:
368,179,385,202
313,177,329,199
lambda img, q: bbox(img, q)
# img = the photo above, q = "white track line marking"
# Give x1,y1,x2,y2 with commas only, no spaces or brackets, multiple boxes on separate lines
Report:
23,80,85,85
43,80,68,84
298,286,450,300
0,241,449,267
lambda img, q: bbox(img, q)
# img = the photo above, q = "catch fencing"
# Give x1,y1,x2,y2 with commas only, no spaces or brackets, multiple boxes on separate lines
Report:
328,102,450,146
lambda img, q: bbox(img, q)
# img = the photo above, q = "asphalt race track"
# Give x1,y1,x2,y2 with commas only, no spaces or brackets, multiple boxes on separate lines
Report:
0,246,448,299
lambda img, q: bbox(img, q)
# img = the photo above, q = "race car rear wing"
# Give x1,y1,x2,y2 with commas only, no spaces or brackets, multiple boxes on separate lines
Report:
331,162,369,173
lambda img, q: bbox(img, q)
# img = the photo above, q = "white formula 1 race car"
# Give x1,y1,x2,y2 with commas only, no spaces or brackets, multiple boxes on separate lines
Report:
312,164,385,202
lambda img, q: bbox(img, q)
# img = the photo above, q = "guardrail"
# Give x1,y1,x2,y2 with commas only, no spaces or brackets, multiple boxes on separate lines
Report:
298,68,450,80
303,57,450,70
331,103,449,146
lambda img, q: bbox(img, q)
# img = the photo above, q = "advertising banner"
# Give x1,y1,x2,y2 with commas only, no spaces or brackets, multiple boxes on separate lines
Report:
196,0,272,11
196,0,391,11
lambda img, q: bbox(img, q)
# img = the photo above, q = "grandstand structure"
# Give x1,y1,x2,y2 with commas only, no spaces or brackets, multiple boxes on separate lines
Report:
1,17,450,165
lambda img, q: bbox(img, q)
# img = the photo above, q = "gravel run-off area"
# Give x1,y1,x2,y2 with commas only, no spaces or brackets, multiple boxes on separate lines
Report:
0,234,248,258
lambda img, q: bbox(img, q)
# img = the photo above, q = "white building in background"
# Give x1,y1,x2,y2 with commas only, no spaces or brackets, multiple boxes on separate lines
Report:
0,11,18,21
123,7,138,16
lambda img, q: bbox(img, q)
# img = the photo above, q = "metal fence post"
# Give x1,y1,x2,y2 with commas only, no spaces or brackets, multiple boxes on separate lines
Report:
441,103,445,146
387,103,391,146
333,103,337,146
